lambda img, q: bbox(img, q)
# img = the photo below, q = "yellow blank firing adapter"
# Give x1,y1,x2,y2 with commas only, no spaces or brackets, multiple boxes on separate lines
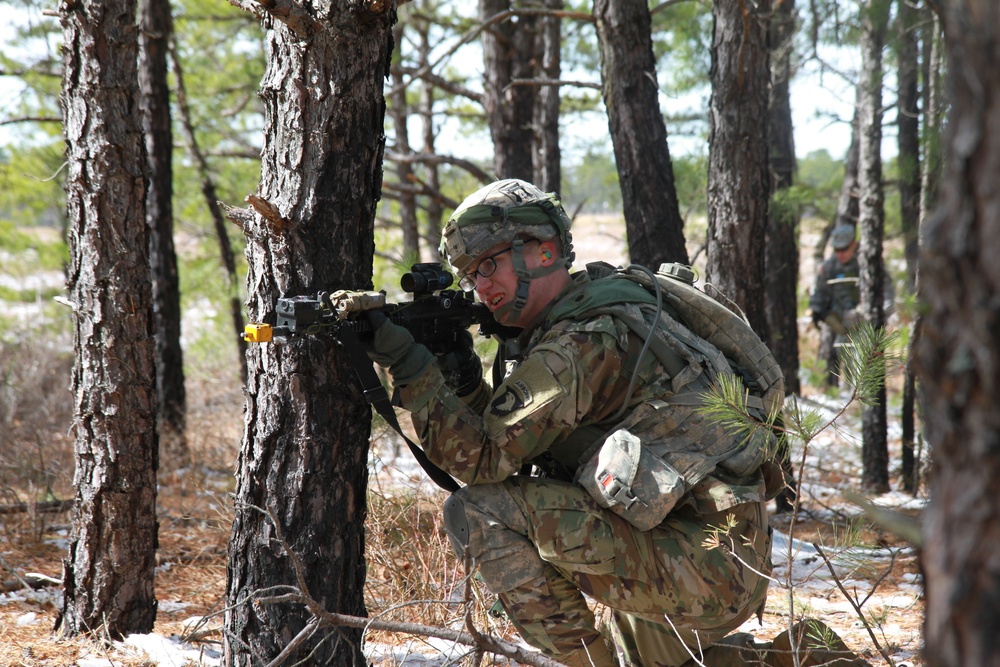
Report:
243,323,273,343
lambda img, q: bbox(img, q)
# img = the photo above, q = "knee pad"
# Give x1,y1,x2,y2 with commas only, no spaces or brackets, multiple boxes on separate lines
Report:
442,493,470,557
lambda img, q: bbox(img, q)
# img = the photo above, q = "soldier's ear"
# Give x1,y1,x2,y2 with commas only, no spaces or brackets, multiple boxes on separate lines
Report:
539,241,557,265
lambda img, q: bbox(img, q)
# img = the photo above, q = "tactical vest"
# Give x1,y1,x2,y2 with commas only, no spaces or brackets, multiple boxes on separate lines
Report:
547,262,784,530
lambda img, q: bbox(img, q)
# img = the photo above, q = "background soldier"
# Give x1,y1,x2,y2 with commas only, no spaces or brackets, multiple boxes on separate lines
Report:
809,224,894,386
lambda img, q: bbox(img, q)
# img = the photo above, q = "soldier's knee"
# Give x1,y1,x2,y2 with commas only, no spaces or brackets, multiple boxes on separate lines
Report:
442,493,470,556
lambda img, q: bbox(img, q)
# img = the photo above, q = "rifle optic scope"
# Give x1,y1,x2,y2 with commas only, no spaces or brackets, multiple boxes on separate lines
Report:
401,262,453,295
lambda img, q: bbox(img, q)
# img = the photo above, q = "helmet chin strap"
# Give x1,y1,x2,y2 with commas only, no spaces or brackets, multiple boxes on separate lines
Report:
491,237,570,323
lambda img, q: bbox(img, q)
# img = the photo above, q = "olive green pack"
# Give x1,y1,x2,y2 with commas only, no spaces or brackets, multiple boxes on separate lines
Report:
562,262,785,530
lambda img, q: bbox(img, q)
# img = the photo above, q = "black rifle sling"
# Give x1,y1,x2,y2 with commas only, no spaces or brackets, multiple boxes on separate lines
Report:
338,328,461,493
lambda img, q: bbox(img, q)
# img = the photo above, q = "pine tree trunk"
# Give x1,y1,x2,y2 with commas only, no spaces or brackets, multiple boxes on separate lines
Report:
532,0,562,193
896,0,921,492
705,0,771,337
917,3,1000,664
903,7,943,495
140,0,188,467
223,5,395,665
765,0,800,396
857,0,890,494
480,0,536,180
896,0,921,295
593,0,688,268
417,22,445,263
58,0,159,638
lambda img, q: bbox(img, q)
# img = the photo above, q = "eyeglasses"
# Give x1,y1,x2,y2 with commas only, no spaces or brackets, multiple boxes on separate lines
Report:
459,247,512,292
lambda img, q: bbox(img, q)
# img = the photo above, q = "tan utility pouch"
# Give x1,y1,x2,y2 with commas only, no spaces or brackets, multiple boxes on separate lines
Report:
576,426,687,531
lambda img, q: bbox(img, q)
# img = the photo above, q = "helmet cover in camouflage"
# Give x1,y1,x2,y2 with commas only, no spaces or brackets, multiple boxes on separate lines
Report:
830,224,856,250
441,178,574,273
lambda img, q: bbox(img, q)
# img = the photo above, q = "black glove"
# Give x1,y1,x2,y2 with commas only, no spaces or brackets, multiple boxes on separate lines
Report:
436,328,483,397
364,310,434,385
811,310,824,330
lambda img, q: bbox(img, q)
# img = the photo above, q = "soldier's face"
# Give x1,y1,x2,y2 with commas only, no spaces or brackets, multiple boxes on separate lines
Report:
834,240,857,262
466,240,544,327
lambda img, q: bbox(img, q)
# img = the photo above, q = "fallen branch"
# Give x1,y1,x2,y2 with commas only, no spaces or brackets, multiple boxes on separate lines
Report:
0,499,73,515
237,501,570,667
0,572,62,593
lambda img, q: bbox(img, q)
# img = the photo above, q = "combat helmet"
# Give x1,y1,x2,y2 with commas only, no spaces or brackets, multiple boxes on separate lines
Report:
441,179,574,321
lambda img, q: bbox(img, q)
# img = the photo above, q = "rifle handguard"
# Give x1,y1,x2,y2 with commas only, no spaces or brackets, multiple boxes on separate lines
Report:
326,290,386,317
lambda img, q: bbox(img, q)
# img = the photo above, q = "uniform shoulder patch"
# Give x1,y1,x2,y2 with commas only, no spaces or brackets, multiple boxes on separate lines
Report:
491,379,533,416
487,353,569,425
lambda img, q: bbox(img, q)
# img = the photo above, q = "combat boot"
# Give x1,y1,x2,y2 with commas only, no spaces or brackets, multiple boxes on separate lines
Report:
763,619,871,667
558,635,618,667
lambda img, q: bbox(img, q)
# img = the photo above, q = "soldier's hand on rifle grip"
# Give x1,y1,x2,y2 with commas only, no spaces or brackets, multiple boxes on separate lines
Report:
364,309,434,385
436,328,483,397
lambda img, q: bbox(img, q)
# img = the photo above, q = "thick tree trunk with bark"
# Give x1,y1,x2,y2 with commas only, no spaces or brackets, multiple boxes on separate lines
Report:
593,0,688,268
765,0,800,396
917,3,1000,665
705,0,771,337
896,0,921,295
532,0,562,193
140,0,188,467
480,0,536,180
896,0,921,492
903,7,943,494
58,0,159,638
223,5,395,666
857,0,890,493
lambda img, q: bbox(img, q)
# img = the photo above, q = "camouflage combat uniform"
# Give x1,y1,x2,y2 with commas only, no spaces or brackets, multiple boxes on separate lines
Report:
396,270,773,667
808,254,861,333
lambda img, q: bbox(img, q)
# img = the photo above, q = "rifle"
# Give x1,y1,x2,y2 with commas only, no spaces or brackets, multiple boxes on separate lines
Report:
242,262,514,350
241,262,517,493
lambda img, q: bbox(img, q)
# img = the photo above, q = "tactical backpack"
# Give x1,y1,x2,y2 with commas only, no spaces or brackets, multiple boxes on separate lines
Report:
566,262,785,530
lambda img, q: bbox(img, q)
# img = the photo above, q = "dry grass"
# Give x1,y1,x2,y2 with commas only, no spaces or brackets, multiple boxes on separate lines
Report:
0,354,523,665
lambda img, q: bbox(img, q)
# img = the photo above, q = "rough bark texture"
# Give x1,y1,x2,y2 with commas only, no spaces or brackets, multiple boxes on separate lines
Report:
896,0,921,294
140,0,188,467
705,0,771,337
765,0,800,396
904,7,943,494
916,3,1000,665
223,4,395,665
533,0,562,193
593,0,688,268
896,0,921,492
857,0,890,494
58,0,159,638
480,0,536,180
